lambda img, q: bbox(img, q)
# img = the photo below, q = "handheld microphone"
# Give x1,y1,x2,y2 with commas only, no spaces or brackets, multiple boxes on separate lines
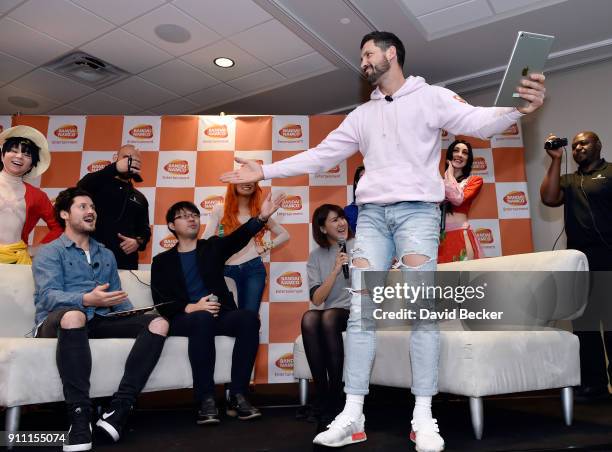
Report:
337,239,350,280
384,95,393,102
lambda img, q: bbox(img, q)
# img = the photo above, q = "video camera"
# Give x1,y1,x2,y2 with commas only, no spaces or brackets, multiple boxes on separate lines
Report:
544,137,568,150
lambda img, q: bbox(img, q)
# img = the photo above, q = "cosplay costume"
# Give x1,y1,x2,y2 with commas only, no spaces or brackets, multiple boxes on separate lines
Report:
438,175,484,263
0,126,61,264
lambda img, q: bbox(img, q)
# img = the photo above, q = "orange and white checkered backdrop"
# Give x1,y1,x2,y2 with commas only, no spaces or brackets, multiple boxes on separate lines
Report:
1,114,532,384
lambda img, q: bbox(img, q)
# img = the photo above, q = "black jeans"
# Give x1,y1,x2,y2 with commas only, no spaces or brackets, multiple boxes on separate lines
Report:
169,309,260,401
574,247,612,389
37,309,166,409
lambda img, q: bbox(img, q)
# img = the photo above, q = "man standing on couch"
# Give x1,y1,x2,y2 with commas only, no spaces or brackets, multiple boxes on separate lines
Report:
221,31,546,450
33,187,169,451
150,193,283,425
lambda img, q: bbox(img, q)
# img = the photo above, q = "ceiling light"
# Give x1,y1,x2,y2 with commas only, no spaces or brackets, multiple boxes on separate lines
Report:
340,18,351,24
214,57,235,68
155,24,191,43
8,96,39,108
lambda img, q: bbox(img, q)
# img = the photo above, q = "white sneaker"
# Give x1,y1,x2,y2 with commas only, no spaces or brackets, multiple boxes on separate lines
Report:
410,418,445,452
312,413,367,447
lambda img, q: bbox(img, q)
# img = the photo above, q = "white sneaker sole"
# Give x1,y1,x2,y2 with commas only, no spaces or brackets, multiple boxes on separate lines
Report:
63,442,92,452
313,431,367,447
96,419,120,442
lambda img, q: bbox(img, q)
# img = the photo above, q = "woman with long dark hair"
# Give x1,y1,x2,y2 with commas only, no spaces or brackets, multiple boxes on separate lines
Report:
301,204,354,423
203,182,289,312
438,140,484,263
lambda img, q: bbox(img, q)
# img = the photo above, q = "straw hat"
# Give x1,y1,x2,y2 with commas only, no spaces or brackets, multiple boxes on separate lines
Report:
0,125,50,179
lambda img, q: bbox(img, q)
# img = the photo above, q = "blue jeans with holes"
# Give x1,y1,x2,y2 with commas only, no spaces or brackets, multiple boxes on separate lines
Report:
224,256,267,313
344,201,440,397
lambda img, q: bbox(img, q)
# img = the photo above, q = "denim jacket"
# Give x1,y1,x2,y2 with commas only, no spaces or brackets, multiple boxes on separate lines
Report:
32,234,133,325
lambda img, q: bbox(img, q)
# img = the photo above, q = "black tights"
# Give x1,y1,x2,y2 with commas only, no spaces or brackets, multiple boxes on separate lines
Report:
300,308,349,412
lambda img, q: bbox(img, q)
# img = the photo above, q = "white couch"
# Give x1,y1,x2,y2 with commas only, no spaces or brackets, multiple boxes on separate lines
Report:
293,250,589,439
0,264,240,442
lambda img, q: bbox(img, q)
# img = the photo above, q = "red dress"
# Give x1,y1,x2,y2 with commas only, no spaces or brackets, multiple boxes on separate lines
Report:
438,176,484,263
21,182,63,244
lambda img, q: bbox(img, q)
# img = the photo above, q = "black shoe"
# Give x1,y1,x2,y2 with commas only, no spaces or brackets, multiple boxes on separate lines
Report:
226,393,262,420
575,385,610,401
197,396,220,425
63,405,92,452
96,399,133,442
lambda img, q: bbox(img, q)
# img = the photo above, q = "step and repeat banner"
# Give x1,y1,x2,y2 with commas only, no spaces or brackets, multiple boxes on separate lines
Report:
2,114,532,384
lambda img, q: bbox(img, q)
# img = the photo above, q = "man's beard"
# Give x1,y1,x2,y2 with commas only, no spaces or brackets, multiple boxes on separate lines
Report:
365,58,391,85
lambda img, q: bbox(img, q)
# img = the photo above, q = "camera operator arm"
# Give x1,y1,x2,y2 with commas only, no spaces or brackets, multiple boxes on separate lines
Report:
540,135,565,207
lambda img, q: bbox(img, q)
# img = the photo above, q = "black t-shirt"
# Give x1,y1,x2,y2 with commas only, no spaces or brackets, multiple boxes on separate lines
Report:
560,159,612,253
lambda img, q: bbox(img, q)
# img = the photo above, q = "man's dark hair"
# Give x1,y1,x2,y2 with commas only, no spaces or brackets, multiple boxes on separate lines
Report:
0,137,41,175
311,204,355,249
445,139,474,182
54,187,93,229
166,201,200,237
360,31,405,68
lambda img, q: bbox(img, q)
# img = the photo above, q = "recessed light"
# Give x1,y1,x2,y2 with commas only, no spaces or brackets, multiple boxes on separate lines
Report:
340,17,351,24
214,57,235,68
154,24,191,43
8,96,39,108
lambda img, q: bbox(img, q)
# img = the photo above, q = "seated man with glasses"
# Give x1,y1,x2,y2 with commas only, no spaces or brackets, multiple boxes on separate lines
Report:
151,193,284,425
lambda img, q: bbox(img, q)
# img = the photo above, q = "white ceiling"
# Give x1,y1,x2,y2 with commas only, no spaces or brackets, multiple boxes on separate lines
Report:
0,0,611,116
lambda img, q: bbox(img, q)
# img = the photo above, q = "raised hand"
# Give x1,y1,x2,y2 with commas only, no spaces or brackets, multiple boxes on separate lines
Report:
219,157,264,184
259,192,286,221
516,73,546,114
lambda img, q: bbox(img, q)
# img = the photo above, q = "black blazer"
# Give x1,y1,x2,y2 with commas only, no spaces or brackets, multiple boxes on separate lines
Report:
151,217,265,319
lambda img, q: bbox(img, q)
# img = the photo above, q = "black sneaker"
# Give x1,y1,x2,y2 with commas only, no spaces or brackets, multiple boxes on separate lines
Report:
63,406,92,452
95,399,132,442
197,396,220,425
226,393,262,420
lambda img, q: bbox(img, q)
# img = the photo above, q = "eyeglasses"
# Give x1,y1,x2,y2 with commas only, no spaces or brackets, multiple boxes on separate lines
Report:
174,213,200,221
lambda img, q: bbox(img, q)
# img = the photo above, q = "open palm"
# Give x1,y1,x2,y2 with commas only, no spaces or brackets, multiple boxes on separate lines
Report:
220,157,264,183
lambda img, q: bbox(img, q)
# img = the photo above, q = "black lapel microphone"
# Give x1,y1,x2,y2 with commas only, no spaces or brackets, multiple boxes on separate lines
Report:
384,95,393,102
337,239,350,280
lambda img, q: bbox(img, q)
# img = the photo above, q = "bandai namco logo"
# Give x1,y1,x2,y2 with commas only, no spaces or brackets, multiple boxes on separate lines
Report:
472,156,487,171
276,271,302,288
204,124,228,138
275,352,294,371
160,234,178,249
87,160,111,173
281,195,302,211
54,124,78,140
129,124,153,140
503,190,527,206
326,165,340,174
164,159,190,175
279,124,302,139
200,195,224,211
502,124,519,136
475,228,494,244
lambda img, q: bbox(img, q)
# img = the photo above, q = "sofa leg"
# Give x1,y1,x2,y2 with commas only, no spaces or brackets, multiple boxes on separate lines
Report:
469,397,483,440
561,387,573,426
299,378,309,406
5,406,21,450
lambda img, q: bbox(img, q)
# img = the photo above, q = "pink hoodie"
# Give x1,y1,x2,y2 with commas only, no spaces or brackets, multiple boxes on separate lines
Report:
262,76,522,204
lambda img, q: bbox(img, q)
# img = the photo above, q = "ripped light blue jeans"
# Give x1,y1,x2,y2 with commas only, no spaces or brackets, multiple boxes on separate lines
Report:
344,201,440,396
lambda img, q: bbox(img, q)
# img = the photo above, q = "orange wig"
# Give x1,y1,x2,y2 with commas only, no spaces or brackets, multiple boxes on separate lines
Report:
221,183,265,236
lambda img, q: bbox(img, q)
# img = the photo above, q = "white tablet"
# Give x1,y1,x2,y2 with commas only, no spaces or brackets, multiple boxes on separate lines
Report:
494,31,554,107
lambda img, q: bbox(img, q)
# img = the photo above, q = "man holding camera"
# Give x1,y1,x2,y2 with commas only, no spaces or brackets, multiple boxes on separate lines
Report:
540,131,612,399
77,144,150,270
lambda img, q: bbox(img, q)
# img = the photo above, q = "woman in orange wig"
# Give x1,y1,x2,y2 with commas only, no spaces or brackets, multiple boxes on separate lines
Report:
203,182,289,312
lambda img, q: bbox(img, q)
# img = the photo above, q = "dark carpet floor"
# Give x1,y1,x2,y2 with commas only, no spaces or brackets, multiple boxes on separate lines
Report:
3,385,611,452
